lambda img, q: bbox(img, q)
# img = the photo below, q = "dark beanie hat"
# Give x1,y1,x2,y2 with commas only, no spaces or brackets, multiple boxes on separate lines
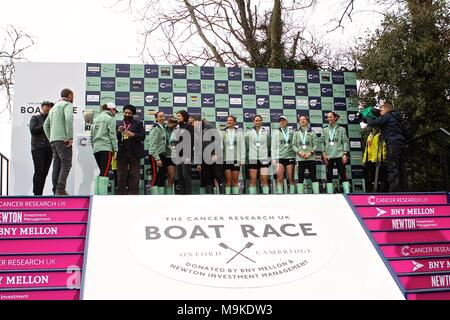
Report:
177,110,189,123
123,104,136,115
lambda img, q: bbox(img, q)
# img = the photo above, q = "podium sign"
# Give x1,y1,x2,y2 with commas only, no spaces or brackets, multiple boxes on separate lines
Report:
82,195,405,300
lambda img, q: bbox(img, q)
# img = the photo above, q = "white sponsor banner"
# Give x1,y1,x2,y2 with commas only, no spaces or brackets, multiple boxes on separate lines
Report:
12,63,87,195
82,195,405,299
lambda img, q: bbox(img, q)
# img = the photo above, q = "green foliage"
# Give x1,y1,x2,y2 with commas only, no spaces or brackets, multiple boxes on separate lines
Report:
358,0,450,134
356,0,450,191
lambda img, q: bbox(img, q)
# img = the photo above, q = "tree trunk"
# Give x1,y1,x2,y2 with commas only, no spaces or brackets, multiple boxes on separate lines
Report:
269,0,283,68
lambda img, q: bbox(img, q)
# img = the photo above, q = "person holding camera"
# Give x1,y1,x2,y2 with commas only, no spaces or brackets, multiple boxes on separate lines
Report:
320,111,351,194
365,102,408,192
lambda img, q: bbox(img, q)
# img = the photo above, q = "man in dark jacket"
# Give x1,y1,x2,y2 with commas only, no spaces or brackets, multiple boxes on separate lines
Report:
173,110,194,194
366,102,408,192
29,101,54,195
193,116,225,194
116,104,146,195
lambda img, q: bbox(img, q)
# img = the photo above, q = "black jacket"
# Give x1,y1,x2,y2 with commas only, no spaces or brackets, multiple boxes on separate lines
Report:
174,122,194,160
117,119,146,159
367,111,407,146
193,121,223,164
29,113,51,151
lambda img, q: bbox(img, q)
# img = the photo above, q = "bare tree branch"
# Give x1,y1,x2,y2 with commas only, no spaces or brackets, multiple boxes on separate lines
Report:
0,25,34,119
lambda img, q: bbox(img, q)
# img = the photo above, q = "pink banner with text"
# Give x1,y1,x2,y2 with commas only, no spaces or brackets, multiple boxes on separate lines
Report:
381,243,450,259
0,271,81,289
0,224,86,239
0,198,90,210
390,258,450,274
348,194,448,207
0,290,80,300
364,217,450,231
0,210,88,224
400,274,450,290
356,206,449,219
0,254,83,271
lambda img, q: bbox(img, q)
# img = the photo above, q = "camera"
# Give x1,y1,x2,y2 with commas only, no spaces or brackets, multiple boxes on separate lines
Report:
357,105,380,123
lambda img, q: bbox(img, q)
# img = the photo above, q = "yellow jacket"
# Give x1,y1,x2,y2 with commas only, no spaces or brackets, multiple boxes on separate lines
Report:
111,157,117,171
363,132,387,164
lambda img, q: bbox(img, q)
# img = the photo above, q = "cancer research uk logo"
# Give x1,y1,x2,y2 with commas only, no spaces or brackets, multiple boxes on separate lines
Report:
128,212,336,288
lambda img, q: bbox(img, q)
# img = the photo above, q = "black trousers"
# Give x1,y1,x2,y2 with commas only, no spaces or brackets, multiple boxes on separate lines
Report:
31,148,53,195
94,151,113,177
297,161,317,183
150,154,168,188
176,163,192,195
117,155,141,195
200,163,225,194
326,158,348,183
387,143,407,192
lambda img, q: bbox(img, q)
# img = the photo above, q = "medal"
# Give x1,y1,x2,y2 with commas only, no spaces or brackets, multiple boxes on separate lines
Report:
123,121,131,140
281,128,290,148
255,129,262,148
227,129,236,152
299,128,308,151
329,125,337,147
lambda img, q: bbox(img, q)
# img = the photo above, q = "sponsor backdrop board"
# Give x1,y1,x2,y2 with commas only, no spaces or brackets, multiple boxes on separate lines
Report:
0,197,90,300
347,193,450,300
11,63,87,196
12,63,363,195
84,64,364,194
82,195,404,299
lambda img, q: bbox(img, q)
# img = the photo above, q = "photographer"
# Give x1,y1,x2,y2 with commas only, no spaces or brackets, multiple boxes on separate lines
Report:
365,102,408,192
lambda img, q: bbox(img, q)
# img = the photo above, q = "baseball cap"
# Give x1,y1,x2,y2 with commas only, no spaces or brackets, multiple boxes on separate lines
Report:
106,102,118,111
278,115,288,121
41,101,54,107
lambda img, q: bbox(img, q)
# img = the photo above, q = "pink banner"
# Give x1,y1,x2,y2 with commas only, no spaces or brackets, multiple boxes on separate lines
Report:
372,230,450,244
356,206,449,219
407,291,450,300
381,243,450,258
0,210,88,224
0,271,81,289
0,254,83,271
400,274,450,290
0,224,86,239
0,198,90,210
364,217,450,231
0,239,85,254
348,194,448,206
390,258,450,274
0,290,80,300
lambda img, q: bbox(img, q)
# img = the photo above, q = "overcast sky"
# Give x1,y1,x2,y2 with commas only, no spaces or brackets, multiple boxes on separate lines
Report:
0,0,385,157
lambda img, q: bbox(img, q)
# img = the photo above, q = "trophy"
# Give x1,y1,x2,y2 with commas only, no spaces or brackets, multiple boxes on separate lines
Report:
83,109,94,135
